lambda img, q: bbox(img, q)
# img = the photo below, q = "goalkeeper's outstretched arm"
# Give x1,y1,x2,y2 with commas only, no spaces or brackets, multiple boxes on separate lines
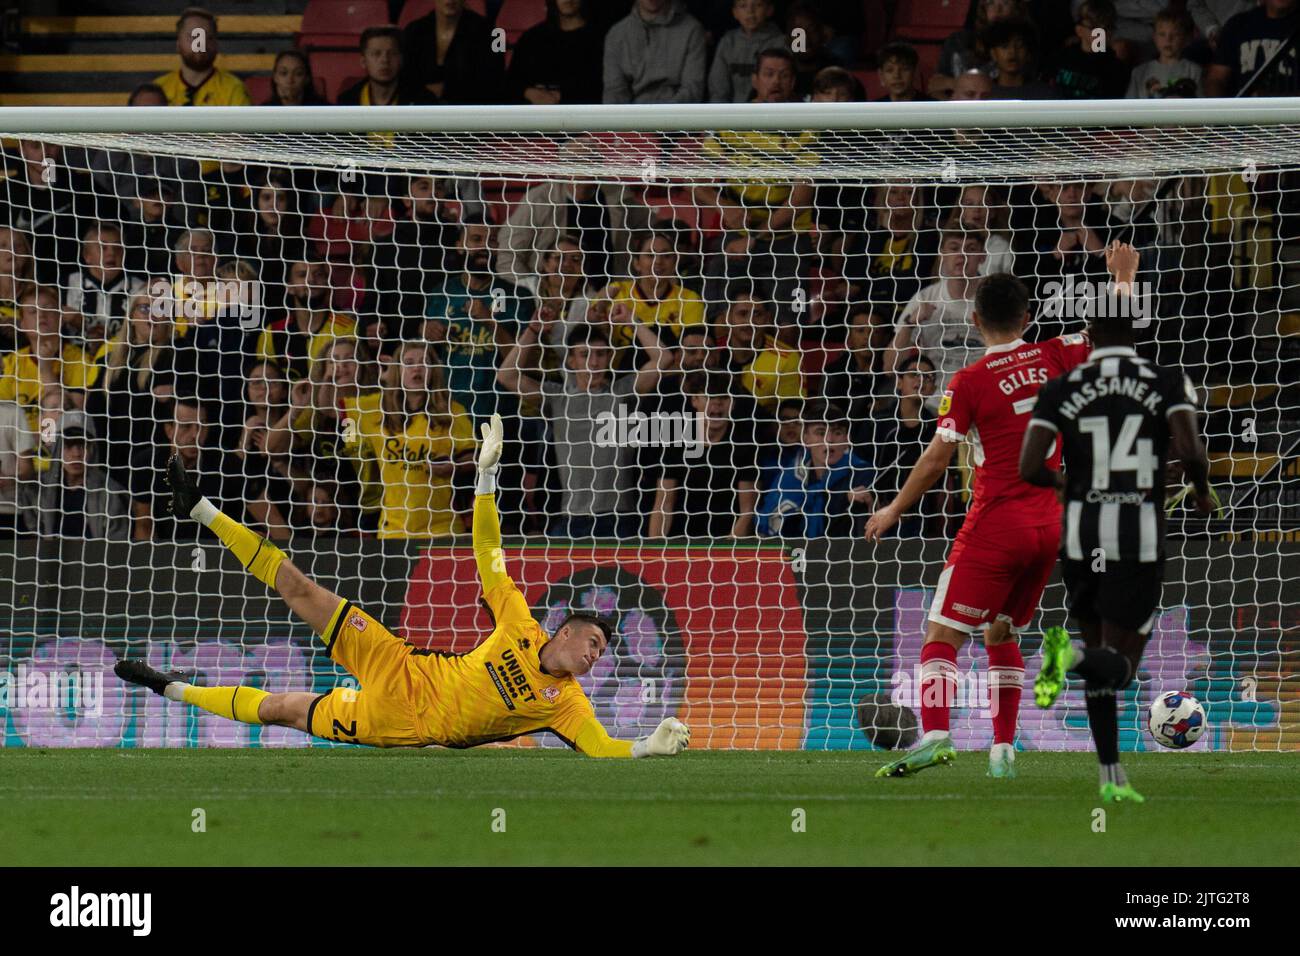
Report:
473,413,510,594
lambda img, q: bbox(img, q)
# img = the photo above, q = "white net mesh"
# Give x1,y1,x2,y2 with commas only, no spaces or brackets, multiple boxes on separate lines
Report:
0,104,1295,752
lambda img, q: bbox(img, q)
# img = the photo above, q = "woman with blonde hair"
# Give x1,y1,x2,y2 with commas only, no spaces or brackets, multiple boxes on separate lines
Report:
343,341,475,539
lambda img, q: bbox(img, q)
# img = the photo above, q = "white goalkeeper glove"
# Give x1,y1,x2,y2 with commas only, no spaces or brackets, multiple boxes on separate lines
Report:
631,717,691,758
476,413,503,495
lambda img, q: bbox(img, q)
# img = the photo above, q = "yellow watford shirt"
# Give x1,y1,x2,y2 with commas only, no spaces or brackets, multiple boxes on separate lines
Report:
351,401,476,539
340,391,383,513
154,68,252,107
704,129,819,235
605,279,705,356
412,494,634,756
0,344,102,431
741,339,804,412
255,313,356,381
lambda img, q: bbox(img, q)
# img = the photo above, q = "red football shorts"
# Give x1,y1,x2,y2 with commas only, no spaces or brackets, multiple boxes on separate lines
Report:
928,519,1059,634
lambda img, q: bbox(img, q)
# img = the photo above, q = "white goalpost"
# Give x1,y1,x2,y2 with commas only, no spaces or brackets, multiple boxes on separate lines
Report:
0,99,1294,753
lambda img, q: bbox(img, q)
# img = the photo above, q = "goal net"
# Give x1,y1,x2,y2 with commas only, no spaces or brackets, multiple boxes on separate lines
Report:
0,101,1295,752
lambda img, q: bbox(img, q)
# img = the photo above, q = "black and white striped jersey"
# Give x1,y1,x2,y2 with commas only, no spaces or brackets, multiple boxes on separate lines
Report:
1029,346,1198,563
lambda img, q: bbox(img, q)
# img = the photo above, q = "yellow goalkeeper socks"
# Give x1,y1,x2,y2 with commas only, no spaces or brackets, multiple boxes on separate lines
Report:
192,497,286,589
175,684,269,724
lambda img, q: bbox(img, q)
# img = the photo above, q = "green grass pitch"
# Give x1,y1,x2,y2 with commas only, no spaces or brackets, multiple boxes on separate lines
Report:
2,749,1294,866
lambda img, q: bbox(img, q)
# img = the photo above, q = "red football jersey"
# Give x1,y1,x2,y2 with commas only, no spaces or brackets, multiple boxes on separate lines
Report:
935,334,1090,528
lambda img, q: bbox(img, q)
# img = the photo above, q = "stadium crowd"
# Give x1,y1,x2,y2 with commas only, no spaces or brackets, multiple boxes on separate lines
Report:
0,0,1291,542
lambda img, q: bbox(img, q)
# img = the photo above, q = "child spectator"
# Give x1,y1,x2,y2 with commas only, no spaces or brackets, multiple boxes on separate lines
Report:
603,0,707,104
1127,9,1202,98
811,65,866,101
983,18,1056,98
648,369,762,538
757,401,874,538
1053,1,1131,98
875,42,930,102
507,0,605,105
709,0,784,102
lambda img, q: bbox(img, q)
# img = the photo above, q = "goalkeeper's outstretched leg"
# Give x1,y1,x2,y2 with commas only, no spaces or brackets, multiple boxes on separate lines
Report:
114,456,355,737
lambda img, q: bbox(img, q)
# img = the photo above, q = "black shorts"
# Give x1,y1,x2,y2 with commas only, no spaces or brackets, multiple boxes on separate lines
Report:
1062,558,1164,634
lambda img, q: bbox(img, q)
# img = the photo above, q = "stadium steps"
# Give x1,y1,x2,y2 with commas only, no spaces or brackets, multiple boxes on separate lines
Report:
2,10,299,106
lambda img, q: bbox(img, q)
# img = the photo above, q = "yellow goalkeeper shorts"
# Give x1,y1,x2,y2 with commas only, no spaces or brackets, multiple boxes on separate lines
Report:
306,599,424,748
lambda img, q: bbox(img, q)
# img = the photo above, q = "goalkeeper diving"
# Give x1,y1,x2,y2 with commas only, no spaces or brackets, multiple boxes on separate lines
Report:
114,414,691,758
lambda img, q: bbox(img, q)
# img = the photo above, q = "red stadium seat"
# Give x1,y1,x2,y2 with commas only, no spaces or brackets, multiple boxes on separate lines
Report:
243,75,272,104
892,0,971,43
913,41,942,86
299,0,391,50
861,0,889,59
398,0,488,29
495,0,547,46
308,50,365,102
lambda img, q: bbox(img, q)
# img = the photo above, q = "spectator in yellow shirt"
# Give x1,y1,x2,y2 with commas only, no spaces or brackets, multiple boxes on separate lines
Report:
1,286,101,436
602,231,705,368
720,285,804,413
155,7,252,107
345,342,476,539
255,256,356,382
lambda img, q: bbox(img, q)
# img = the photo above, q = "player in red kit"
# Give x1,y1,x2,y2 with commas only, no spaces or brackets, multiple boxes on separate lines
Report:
865,243,1136,779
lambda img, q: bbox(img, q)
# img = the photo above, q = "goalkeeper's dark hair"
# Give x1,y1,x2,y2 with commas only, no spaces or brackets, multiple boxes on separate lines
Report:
557,612,613,647
974,272,1030,333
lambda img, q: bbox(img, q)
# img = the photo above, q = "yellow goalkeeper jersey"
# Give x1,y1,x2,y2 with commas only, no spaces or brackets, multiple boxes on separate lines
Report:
412,495,633,755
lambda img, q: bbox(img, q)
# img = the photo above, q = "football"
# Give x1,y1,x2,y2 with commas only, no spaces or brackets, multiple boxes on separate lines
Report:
1147,691,1207,749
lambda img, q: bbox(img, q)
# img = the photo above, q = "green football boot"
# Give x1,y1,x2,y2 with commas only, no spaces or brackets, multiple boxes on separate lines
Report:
1034,625,1074,708
875,735,957,778
1100,782,1146,804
